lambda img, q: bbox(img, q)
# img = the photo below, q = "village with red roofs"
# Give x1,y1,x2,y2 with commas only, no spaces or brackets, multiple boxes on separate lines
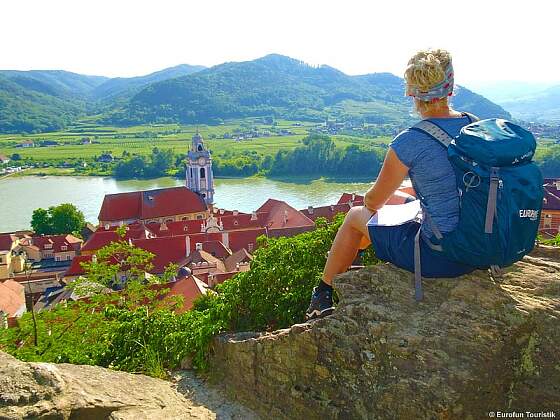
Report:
2,132,560,328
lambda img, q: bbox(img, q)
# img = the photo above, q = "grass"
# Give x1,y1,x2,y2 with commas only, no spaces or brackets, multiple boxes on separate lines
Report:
0,118,391,165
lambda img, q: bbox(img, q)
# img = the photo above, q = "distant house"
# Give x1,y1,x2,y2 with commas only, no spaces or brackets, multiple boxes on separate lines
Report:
17,140,34,148
97,153,114,163
540,178,560,237
0,234,25,278
41,140,59,147
81,137,92,145
21,234,83,263
0,154,10,164
98,186,208,227
0,280,26,328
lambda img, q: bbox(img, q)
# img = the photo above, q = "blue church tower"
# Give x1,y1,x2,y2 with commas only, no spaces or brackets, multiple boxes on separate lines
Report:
186,131,215,206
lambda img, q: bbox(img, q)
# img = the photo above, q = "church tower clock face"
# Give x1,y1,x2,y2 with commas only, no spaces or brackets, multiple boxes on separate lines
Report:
198,157,206,165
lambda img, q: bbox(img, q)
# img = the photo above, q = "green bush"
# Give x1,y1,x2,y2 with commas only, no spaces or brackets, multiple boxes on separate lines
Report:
1,215,378,374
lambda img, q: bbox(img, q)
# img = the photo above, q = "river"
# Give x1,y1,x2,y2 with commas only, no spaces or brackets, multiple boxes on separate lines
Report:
0,176,373,232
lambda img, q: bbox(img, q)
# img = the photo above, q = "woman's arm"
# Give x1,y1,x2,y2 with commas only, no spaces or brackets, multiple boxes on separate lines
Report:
364,147,410,211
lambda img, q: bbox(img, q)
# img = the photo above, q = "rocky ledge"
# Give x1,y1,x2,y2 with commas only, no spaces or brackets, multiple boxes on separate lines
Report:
209,246,560,419
0,352,257,419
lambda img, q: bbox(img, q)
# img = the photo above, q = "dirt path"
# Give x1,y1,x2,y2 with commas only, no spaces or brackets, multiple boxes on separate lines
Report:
173,370,260,419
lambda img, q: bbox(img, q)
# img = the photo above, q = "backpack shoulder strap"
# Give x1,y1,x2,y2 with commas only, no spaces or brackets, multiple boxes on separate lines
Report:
412,120,455,148
461,112,480,122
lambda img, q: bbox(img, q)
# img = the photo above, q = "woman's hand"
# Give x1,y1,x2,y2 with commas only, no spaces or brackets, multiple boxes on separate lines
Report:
364,148,410,211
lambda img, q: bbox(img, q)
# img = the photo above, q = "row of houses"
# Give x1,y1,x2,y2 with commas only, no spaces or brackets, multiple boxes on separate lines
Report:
2,178,560,328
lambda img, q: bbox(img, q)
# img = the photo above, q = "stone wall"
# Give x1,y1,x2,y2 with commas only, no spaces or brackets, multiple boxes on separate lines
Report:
209,246,560,419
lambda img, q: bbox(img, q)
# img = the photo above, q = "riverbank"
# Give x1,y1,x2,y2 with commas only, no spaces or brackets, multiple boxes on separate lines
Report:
0,175,372,232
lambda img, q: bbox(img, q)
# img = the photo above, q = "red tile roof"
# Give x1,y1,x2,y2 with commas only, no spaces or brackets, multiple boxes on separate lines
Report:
0,280,25,317
0,234,17,252
82,228,150,253
337,193,365,206
31,234,82,253
98,187,207,222
200,240,232,259
64,255,93,277
226,228,266,252
256,199,315,231
132,236,189,274
301,203,351,221
149,219,205,237
149,276,208,312
219,212,268,230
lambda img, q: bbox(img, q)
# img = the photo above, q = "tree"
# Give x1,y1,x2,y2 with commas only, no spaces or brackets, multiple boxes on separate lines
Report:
79,226,155,290
30,208,51,235
50,204,86,235
31,204,86,235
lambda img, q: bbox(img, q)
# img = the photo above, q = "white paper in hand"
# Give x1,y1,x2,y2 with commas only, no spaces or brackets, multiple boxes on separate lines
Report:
367,200,421,227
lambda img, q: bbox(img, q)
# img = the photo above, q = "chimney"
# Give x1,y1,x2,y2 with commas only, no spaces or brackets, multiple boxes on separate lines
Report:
219,208,225,215
555,180,560,190
351,193,355,201
195,242,203,251
307,206,314,215
251,211,257,220
233,210,239,216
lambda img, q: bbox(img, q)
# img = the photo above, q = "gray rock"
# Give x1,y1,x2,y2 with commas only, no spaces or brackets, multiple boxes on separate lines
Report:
209,246,560,419
0,351,258,419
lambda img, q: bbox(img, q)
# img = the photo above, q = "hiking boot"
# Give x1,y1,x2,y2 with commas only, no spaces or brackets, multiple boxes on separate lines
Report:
305,287,335,321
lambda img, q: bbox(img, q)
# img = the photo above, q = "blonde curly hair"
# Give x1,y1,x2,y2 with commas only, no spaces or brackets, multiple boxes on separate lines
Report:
404,49,453,113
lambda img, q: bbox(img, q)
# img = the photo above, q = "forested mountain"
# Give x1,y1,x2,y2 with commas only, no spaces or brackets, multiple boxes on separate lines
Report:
0,75,86,133
0,65,204,133
0,70,107,99
105,54,510,126
1,55,511,133
91,64,206,101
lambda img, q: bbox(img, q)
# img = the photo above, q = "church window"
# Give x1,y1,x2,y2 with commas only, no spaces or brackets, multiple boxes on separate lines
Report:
190,168,193,177
196,215,204,220
165,218,174,224
200,168,206,178
197,144,203,151
181,217,189,221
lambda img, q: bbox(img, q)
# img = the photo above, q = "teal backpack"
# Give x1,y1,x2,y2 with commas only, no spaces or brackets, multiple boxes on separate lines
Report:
411,115,544,300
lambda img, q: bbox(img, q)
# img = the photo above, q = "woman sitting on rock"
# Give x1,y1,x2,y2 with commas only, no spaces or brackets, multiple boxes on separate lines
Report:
306,48,477,320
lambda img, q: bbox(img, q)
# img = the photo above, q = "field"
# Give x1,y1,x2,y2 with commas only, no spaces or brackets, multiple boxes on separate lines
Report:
0,118,391,173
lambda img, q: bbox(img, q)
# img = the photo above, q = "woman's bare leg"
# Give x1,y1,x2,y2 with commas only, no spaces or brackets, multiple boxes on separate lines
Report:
322,206,374,285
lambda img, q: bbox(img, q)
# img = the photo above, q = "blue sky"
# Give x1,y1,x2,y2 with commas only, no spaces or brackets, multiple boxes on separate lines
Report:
1,0,557,84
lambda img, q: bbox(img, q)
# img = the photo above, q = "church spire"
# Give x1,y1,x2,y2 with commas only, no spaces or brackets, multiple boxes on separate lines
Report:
186,131,214,206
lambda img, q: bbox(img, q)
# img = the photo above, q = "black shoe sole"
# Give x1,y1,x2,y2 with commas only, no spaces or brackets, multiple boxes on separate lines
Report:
305,307,334,321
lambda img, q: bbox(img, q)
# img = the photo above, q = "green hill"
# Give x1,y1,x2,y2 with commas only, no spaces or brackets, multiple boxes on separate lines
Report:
0,55,511,133
104,54,510,126
91,64,206,101
0,75,86,133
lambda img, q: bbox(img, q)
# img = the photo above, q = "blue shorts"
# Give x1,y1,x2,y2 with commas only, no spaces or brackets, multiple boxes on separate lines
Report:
368,221,476,278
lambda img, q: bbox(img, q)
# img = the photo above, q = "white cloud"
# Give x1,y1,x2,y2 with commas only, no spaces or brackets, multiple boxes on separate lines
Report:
0,0,557,83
